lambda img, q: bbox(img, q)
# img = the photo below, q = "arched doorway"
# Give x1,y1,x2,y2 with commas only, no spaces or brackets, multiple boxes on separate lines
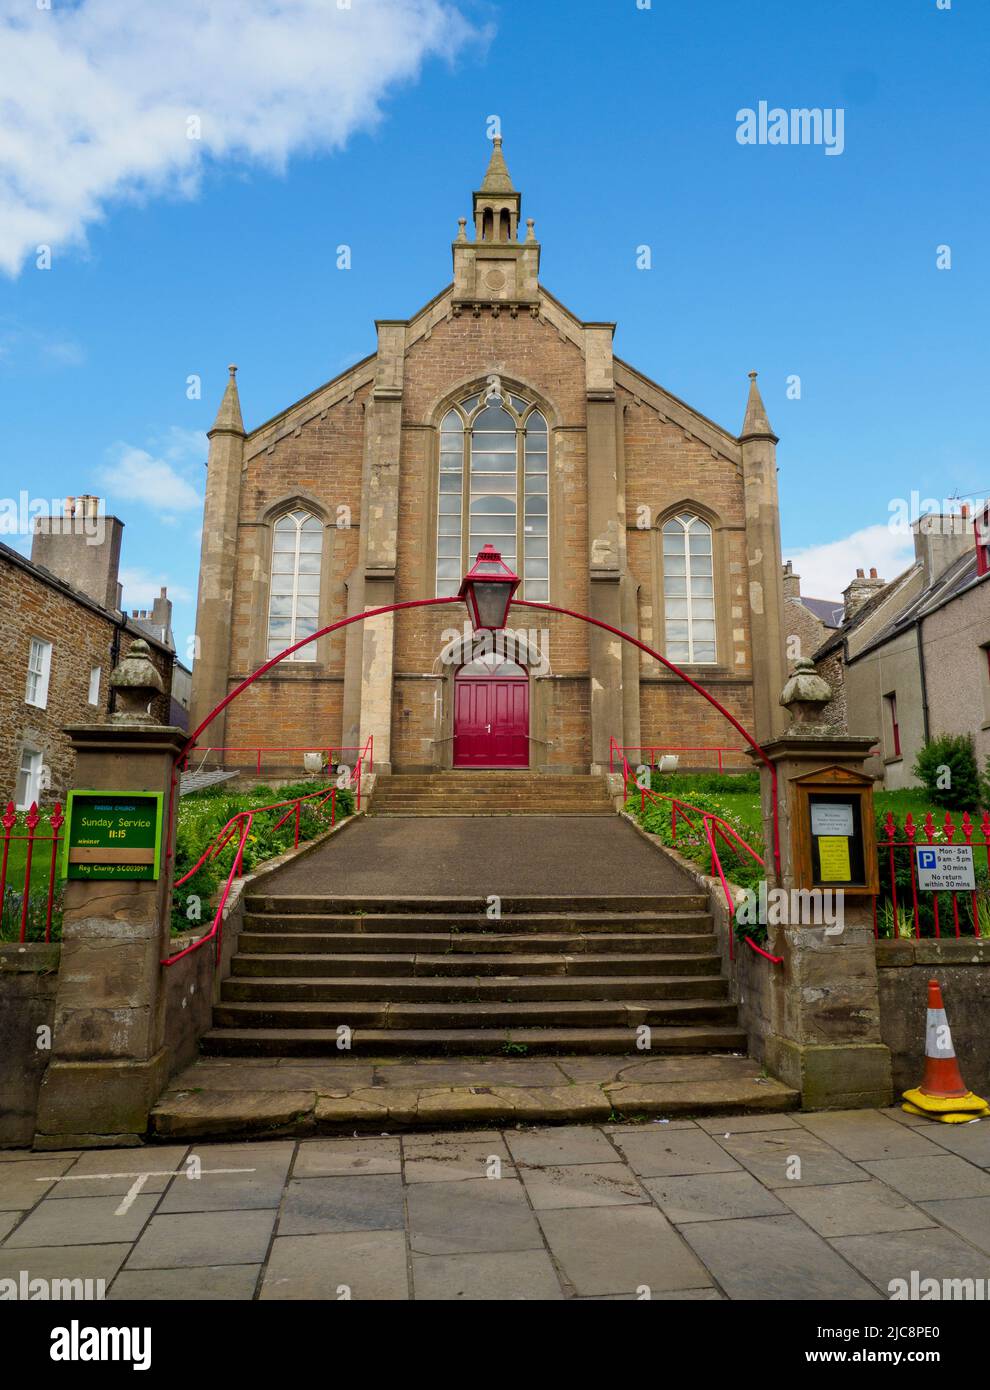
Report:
453,653,529,767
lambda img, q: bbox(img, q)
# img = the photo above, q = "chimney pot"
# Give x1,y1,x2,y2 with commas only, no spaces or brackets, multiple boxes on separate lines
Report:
856,568,864,578
869,567,878,578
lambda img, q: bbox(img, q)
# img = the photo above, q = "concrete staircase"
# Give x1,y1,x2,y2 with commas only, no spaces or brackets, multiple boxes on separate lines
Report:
200,891,749,1058
370,771,614,816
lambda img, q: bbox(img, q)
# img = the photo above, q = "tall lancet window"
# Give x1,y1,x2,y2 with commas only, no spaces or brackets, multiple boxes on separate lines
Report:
267,509,322,660
662,513,716,664
435,387,550,601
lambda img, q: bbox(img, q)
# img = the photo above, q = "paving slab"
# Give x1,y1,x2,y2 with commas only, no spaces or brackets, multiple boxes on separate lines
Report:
537,1205,711,1297
46,1147,192,1201
859,1155,990,1201
412,1249,564,1301
714,1130,867,1188
910,1118,990,1166
108,1265,261,1300
407,1177,543,1255
0,1243,132,1289
519,1162,644,1210
167,1063,377,1092
151,1090,317,1139
794,1110,944,1160
0,1213,18,1241
126,1210,275,1269
505,1125,617,1167
831,1226,990,1294
555,1055,752,1084
918,1196,990,1256
260,1231,409,1300
5,1194,158,1248
278,1175,405,1235
402,1139,512,1184
373,1061,566,1088
776,1180,936,1238
644,1171,789,1223
0,1158,78,1211
293,1138,402,1178
156,1141,294,1212
604,1077,797,1116
682,1215,880,1300
696,1113,800,1134
610,1128,742,1178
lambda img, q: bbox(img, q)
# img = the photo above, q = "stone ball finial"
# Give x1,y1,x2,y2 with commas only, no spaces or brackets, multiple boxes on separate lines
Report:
780,657,833,728
108,639,164,725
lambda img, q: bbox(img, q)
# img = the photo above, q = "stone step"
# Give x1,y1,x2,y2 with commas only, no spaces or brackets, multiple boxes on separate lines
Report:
199,1024,749,1056
243,893,711,915
236,930,717,956
212,997,738,1030
221,974,729,1004
230,951,723,978
242,910,714,937
371,808,613,817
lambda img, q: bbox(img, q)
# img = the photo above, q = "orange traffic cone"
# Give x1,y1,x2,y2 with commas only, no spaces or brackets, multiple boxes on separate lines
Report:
902,980,989,1122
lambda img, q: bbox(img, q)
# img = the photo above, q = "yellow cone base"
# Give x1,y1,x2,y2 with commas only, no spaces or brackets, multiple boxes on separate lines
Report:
902,1086,989,1115
902,1101,985,1124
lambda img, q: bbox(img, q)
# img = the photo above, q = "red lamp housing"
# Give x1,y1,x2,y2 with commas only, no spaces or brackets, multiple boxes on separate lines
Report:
458,545,520,631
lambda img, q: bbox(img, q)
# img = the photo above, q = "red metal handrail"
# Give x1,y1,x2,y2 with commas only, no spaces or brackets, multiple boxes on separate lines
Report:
872,809,990,941
616,752,780,963
609,738,750,775
163,784,338,966
0,801,64,944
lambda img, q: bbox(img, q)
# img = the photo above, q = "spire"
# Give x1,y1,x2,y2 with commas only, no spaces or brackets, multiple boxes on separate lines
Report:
740,370,776,442
210,364,244,436
480,134,515,194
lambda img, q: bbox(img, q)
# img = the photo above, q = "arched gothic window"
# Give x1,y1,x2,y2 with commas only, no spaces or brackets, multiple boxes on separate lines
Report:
661,512,716,664
267,509,322,660
436,389,549,601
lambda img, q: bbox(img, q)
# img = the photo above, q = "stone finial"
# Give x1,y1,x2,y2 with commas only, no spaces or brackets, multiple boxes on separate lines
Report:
209,362,245,436
780,657,833,728
457,217,467,242
108,639,164,725
525,217,536,242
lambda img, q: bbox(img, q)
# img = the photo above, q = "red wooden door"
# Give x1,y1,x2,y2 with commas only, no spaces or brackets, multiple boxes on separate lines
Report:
453,678,529,767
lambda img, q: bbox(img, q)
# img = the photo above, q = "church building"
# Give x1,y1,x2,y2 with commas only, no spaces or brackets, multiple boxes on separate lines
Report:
190,139,789,776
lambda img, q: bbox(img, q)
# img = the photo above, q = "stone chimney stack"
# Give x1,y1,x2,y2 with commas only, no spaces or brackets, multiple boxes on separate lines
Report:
781,560,801,600
842,566,886,621
31,494,124,612
912,511,974,583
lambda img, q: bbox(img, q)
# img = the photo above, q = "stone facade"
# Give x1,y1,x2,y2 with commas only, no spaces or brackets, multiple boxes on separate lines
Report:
190,140,789,775
0,542,174,807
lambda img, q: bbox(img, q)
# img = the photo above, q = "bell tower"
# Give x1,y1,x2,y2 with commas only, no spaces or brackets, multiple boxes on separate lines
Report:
452,136,540,308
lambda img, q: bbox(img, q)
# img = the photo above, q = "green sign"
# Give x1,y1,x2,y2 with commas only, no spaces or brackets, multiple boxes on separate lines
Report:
63,790,163,881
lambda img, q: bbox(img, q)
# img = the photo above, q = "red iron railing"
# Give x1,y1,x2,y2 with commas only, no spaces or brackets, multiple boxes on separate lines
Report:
610,738,750,774
0,801,64,944
616,753,779,963
872,810,990,940
182,737,374,810
163,784,339,967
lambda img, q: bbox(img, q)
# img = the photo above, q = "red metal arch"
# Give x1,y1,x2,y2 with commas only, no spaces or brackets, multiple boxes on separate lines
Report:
172,595,780,879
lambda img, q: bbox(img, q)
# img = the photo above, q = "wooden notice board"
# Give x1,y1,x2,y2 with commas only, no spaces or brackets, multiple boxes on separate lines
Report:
63,790,163,881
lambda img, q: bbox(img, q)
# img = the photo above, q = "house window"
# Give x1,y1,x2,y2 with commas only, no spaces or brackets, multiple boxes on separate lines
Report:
435,390,550,601
25,638,52,708
15,748,43,810
267,510,323,661
88,666,101,706
885,692,901,758
661,514,716,663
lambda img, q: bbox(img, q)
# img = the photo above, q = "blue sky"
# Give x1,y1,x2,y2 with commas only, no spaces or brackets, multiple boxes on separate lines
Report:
1,0,987,657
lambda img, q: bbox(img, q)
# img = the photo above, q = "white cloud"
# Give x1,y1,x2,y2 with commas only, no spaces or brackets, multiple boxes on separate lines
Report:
119,566,193,610
101,442,202,515
783,523,916,601
0,0,485,275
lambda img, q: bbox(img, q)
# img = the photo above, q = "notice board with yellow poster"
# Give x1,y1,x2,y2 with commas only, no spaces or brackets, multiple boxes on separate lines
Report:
809,794,866,888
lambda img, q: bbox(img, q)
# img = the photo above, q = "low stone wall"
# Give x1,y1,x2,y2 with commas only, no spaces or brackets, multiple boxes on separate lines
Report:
0,943,59,1147
877,937,990,1095
618,812,774,1063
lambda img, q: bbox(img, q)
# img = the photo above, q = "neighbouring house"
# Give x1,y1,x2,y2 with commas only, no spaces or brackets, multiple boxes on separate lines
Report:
813,508,990,788
0,495,176,808
129,586,191,730
190,136,792,778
